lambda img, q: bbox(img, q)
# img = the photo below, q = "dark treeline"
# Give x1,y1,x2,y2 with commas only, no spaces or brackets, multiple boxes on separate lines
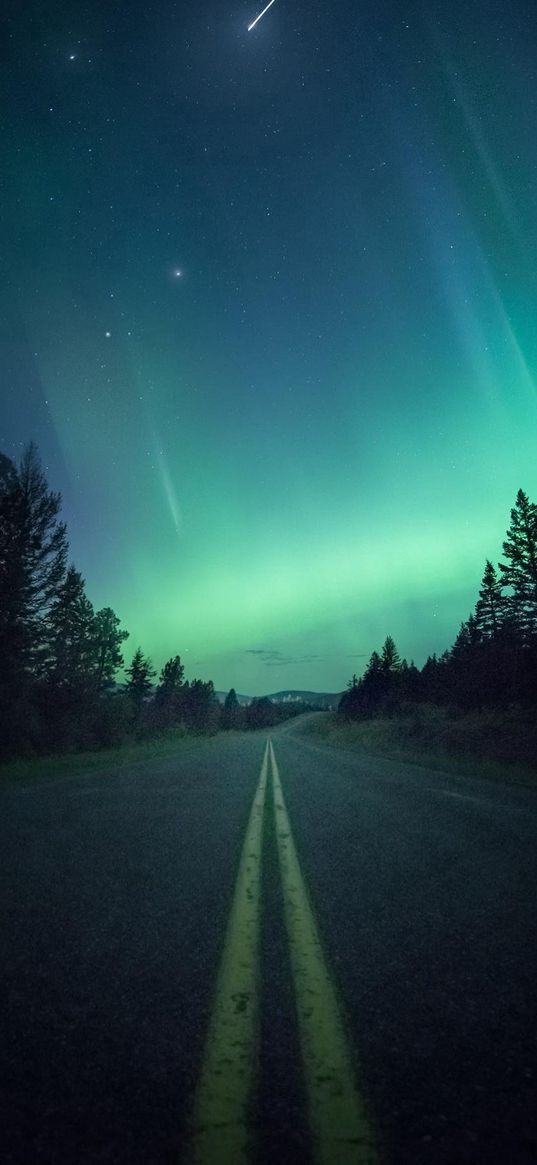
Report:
340,488,537,720
4,444,534,760
220,688,313,731
0,444,306,760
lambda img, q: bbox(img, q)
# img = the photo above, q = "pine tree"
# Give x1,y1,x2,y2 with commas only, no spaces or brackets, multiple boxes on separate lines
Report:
156,655,185,701
184,679,218,731
361,648,389,712
498,489,537,640
420,654,440,703
16,444,68,648
0,444,68,708
451,614,481,658
381,635,401,673
246,695,276,730
91,607,129,691
338,673,364,718
449,615,484,709
42,565,95,693
475,560,507,639
0,451,17,494
0,454,21,676
125,647,156,706
155,655,185,726
364,650,382,679
400,659,421,701
222,686,241,729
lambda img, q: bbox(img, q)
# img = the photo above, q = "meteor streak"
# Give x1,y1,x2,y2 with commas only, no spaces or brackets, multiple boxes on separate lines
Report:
248,0,277,31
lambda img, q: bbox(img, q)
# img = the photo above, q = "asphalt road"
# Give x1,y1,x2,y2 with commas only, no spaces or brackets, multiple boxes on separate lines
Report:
1,719,537,1164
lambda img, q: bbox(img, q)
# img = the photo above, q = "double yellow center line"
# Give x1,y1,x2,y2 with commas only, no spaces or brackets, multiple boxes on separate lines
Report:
188,739,378,1165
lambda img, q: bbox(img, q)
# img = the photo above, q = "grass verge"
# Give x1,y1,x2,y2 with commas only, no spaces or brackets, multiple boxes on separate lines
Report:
300,706,537,787
0,729,214,786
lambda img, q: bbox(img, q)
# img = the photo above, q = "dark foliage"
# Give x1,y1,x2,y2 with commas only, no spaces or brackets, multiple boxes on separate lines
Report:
125,648,157,726
0,445,68,748
3,447,535,761
92,607,129,692
340,488,537,720
222,687,241,730
154,655,186,730
182,679,219,733
0,445,217,758
243,694,317,730
499,489,537,642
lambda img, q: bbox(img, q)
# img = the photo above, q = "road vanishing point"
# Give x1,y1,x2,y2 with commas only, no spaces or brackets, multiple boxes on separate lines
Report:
2,717,537,1163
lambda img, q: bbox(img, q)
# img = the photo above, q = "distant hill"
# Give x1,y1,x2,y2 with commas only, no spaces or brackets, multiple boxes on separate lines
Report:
266,690,340,709
215,689,340,709
214,691,251,706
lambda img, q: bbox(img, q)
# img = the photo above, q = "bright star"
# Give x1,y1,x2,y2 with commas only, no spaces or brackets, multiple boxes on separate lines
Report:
168,265,186,283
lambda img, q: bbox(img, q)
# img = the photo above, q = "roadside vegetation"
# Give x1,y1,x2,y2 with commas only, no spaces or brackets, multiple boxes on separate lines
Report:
0,728,214,786
312,487,537,782
303,707,537,784
1,443,536,780
0,444,307,768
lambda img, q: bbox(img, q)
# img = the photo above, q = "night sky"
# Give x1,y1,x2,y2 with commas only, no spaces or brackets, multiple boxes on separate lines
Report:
2,0,537,695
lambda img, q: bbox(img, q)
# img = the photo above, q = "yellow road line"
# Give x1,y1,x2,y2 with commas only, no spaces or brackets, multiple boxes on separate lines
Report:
269,739,378,1165
187,740,269,1165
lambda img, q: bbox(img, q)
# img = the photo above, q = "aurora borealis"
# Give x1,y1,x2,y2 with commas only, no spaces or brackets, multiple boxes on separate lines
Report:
2,0,537,694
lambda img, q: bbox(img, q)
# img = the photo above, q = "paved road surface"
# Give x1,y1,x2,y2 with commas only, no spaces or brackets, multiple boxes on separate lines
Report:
1,719,536,1163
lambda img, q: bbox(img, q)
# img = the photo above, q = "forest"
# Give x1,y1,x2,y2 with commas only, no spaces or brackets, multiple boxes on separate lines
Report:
339,488,537,719
0,444,308,759
1,443,535,762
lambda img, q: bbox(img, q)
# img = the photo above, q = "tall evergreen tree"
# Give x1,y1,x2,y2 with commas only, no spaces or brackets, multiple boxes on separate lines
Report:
184,679,218,731
222,686,241,729
399,659,421,700
125,647,156,707
156,655,185,701
448,615,484,709
420,654,442,703
475,560,506,640
498,489,537,640
0,443,68,704
0,453,20,673
361,649,389,712
91,607,129,691
450,614,481,658
381,635,401,673
0,451,17,494
16,444,68,652
42,565,95,693
338,672,363,718
364,650,382,679
155,655,185,726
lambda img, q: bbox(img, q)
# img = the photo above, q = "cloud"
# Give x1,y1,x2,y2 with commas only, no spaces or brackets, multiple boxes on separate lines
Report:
244,649,285,663
244,649,328,668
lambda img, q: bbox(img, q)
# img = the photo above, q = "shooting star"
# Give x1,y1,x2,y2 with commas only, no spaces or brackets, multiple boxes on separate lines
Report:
248,0,277,31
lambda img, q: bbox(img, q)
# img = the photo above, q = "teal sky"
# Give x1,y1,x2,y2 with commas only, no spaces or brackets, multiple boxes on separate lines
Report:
2,0,537,694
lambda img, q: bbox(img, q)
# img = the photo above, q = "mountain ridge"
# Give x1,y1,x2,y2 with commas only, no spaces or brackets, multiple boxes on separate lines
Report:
215,689,340,709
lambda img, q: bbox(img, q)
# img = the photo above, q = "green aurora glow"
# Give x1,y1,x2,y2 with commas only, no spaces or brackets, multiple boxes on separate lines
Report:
2,0,537,693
